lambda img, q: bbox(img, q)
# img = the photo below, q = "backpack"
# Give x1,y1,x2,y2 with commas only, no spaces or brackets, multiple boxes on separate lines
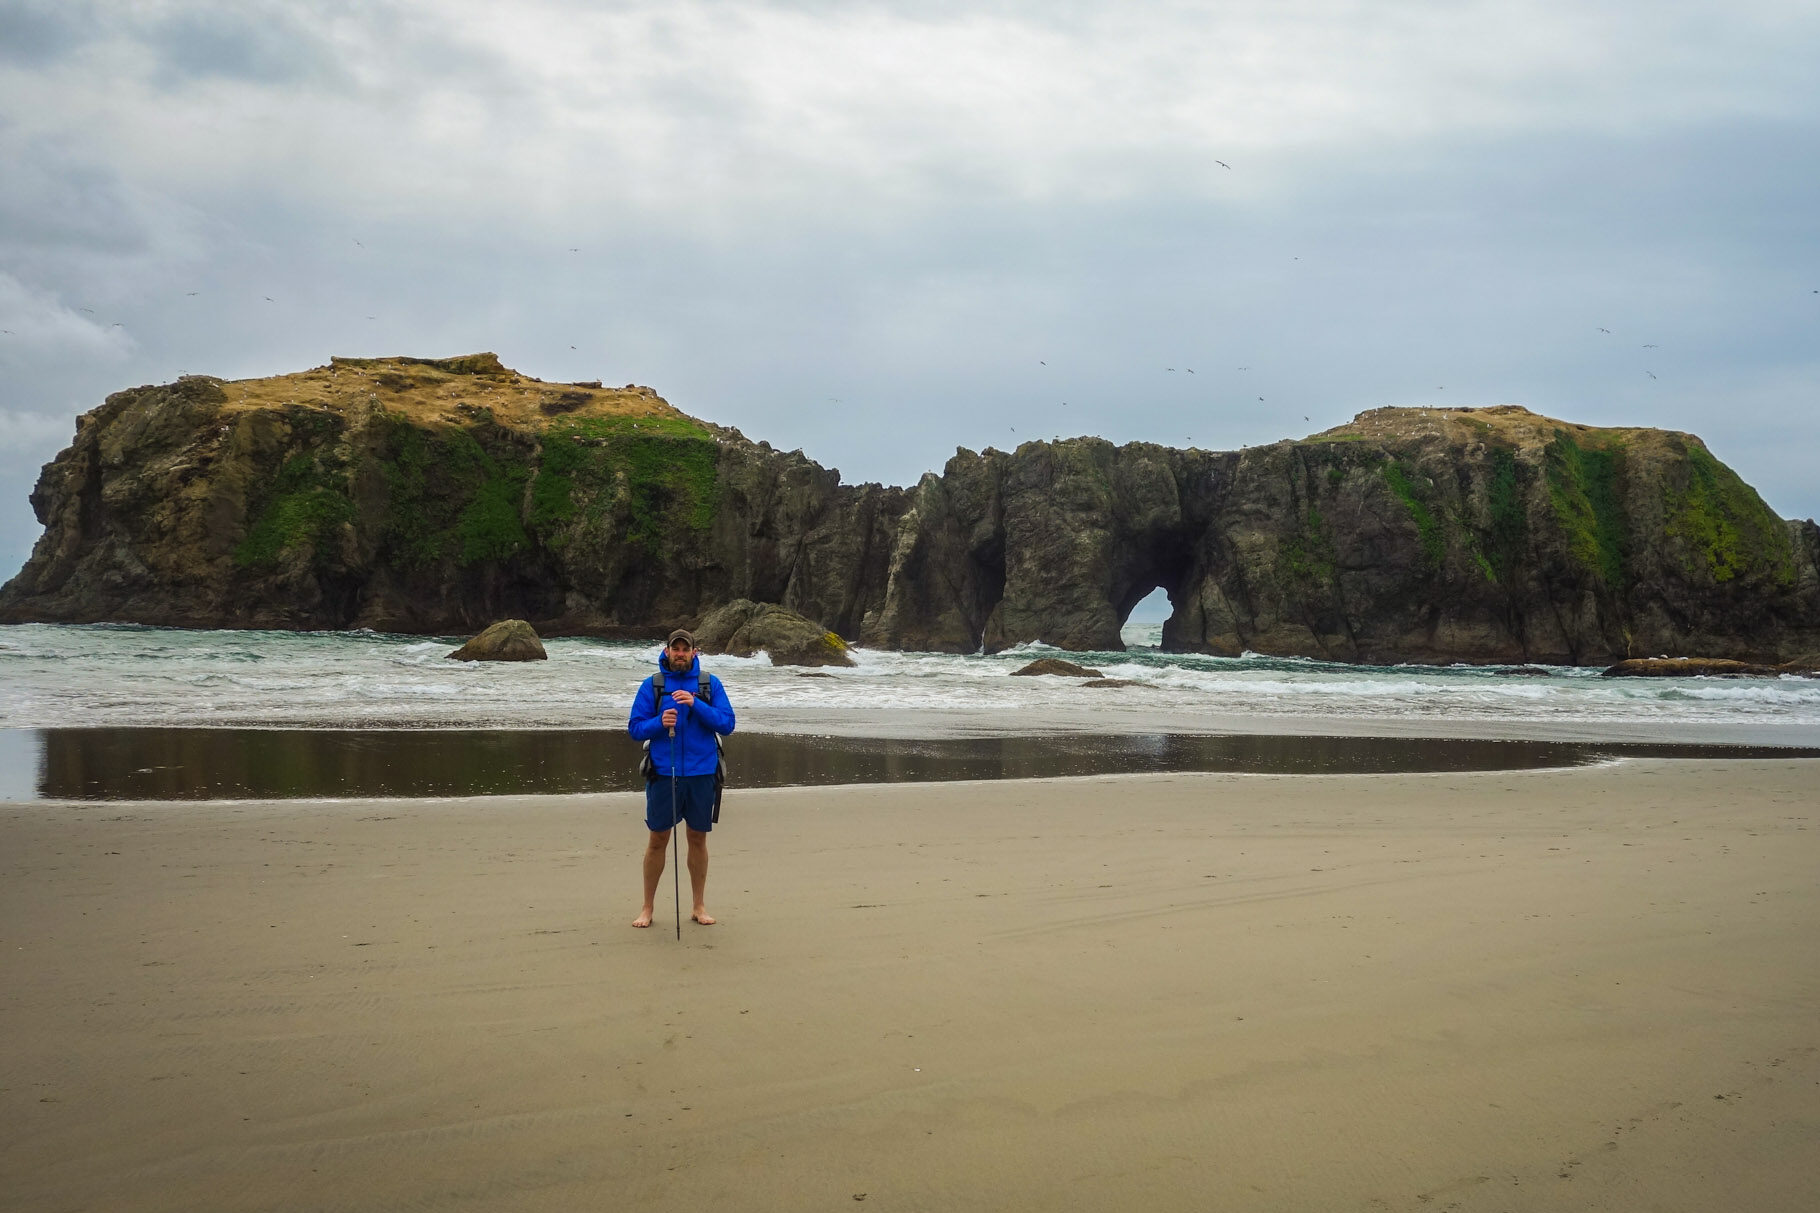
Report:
639,666,728,822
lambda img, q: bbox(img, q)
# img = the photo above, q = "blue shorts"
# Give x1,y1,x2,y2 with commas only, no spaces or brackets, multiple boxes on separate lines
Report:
645,773,717,833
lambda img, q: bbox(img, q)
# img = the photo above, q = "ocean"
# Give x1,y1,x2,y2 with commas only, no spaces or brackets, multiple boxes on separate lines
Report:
4,621,1819,800
4,621,1818,736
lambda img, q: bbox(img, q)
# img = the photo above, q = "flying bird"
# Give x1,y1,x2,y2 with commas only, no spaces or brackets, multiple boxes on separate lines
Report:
1646,371,1657,379
1186,368,1195,374
264,296,274,302
1215,160,1231,169
185,292,198,296
353,239,363,248
78,307,93,313
1257,396,1264,402
1598,327,1611,333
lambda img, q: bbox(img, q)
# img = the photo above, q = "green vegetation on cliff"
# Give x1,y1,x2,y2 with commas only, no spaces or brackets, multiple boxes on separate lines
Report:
1665,441,1794,586
1484,446,1528,581
236,408,722,573
530,415,718,553
233,450,356,569
378,416,529,568
1381,461,1446,570
1544,430,1629,586
1279,505,1338,589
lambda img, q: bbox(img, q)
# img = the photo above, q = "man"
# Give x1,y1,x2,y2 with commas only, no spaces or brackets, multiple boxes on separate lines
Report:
627,629,736,929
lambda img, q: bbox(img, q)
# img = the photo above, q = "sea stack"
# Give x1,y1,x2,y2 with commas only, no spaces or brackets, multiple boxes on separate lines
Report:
4,358,1818,667
448,619,548,662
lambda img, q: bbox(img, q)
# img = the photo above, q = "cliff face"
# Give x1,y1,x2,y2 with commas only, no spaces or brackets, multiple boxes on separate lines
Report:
0,354,903,637
878,407,1820,664
5,356,1817,665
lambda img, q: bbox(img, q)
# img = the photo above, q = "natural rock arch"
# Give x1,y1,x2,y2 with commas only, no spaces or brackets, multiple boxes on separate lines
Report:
4,358,1816,666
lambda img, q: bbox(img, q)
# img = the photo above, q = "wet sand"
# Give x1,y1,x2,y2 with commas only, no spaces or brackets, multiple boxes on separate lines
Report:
23,725,1820,801
4,760,1818,1211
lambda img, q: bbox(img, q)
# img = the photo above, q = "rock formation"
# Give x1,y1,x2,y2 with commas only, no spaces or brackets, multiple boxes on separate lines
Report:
695,599,856,667
5,355,1819,666
1600,657,1815,678
1010,658,1104,678
448,619,547,662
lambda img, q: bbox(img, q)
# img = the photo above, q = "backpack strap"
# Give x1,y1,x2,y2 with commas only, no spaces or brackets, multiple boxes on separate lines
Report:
639,668,667,769
654,666,713,706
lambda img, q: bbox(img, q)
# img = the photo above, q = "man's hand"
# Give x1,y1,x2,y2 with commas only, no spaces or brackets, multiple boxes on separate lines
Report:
669,689,696,707
661,707,679,729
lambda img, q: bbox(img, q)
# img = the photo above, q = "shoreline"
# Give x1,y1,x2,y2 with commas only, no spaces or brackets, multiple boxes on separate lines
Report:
8,622,1820,749
9,702,1820,749
5,760,1817,1211
6,724,1819,804
743,704,1820,746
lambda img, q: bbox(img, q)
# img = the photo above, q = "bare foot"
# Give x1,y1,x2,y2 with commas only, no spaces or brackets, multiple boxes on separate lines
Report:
631,908,654,928
691,910,717,925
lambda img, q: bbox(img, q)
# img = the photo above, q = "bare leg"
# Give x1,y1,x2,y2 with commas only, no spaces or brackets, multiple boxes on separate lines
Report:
633,829,669,927
686,827,715,924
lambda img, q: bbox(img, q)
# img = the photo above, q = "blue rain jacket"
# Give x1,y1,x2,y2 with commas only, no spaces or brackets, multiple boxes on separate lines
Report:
628,653,736,777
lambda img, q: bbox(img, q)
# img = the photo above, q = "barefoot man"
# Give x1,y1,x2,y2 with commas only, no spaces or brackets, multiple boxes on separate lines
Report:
628,629,736,928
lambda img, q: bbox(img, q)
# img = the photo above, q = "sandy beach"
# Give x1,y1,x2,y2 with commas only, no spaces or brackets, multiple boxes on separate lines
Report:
3,759,1818,1211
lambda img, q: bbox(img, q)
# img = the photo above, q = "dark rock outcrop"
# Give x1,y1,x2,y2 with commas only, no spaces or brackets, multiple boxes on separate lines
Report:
448,619,547,661
5,358,1819,667
1011,658,1104,678
1600,657,1810,678
695,599,855,667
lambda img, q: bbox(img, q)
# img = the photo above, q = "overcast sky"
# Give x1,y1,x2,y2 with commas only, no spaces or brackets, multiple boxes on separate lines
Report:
2,0,1817,583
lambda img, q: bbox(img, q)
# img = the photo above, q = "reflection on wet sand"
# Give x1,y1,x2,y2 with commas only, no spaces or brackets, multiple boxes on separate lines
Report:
20,727,1820,802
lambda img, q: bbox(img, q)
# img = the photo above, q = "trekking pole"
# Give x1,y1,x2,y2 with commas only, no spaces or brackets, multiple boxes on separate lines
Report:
670,721,681,942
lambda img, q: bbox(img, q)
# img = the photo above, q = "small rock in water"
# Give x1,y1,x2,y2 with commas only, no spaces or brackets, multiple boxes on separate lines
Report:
1011,658,1103,678
447,619,548,662
1600,656,1785,678
1081,677,1145,688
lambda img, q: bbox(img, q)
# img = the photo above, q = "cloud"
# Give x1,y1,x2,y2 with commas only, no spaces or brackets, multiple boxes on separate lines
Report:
139,3,346,88
0,270,136,360
6,0,1818,229
0,0,97,66
0,0,1817,575
0,405,73,454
